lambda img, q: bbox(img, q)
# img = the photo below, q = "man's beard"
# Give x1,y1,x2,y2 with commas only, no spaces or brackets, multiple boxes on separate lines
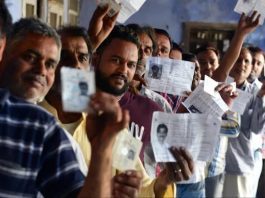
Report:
95,69,130,96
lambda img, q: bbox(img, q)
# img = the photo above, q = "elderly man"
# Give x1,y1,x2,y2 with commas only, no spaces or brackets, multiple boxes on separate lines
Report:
0,1,128,197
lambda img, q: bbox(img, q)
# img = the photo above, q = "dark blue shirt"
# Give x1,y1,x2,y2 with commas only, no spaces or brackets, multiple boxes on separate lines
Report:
0,89,84,197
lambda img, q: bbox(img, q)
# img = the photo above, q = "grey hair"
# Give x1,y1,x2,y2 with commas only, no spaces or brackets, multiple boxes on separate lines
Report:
6,17,61,52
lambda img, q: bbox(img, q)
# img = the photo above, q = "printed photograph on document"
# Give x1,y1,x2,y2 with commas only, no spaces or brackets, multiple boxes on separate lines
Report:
112,130,143,171
151,117,175,162
145,57,195,96
148,63,163,79
151,112,221,162
61,67,95,113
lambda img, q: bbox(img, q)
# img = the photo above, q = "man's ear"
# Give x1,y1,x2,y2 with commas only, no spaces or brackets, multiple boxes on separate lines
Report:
0,36,6,62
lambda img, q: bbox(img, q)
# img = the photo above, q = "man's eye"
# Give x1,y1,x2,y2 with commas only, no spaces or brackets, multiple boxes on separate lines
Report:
161,48,169,54
22,53,36,63
111,57,121,64
144,47,152,55
79,54,89,63
128,62,137,69
46,61,56,70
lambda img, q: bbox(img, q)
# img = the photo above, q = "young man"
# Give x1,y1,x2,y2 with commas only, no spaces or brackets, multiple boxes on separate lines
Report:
127,24,173,113
94,25,194,197
247,46,264,90
154,28,172,58
195,45,220,80
223,47,265,197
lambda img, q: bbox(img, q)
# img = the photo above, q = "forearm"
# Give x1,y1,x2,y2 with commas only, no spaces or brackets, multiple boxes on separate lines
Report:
78,146,113,197
213,31,246,82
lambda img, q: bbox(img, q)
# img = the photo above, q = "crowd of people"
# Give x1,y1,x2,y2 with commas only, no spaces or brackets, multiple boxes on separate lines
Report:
0,0,264,197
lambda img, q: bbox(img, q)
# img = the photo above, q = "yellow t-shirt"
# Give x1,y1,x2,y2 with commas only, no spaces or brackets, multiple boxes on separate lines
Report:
39,99,176,197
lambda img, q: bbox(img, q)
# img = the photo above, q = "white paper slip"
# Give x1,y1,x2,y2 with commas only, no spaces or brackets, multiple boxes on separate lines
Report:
234,0,256,15
204,75,220,97
61,67,95,113
145,57,195,96
253,0,265,25
117,0,146,23
112,129,143,171
231,89,253,115
183,83,229,118
234,0,265,25
98,0,121,17
151,112,221,162
204,75,237,96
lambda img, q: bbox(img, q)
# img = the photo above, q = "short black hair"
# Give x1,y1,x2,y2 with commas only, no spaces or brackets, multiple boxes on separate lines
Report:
182,52,197,62
127,24,157,54
0,0,12,36
248,46,265,58
195,44,219,58
157,123,168,134
154,28,172,49
96,25,140,54
171,41,183,53
57,25,92,57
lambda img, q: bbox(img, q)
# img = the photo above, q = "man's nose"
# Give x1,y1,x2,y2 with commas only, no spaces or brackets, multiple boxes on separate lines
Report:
35,60,48,76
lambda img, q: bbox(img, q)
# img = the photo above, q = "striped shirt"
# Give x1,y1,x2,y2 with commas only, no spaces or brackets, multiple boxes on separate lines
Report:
0,89,84,197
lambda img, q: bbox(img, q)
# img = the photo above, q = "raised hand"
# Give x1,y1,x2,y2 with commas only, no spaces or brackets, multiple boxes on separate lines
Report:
215,83,238,107
86,91,129,148
88,5,119,51
237,11,260,35
154,147,194,196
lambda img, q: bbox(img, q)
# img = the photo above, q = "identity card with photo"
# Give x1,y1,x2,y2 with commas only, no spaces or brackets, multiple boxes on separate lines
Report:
61,67,95,113
112,129,143,171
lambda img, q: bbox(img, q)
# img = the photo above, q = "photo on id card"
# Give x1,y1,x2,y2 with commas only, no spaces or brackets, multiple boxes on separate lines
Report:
61,67,95,113
112,129,143,171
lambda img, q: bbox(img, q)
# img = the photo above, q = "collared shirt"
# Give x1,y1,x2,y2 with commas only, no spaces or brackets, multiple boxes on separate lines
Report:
226,80,265,174
40,99,175,198
0,89,84,197
39,100,91,165
250,78,263,92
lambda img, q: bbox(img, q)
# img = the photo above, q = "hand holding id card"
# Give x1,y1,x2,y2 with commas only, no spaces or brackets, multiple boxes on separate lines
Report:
98,0,121,17
61,67,95,113
112,129,142,171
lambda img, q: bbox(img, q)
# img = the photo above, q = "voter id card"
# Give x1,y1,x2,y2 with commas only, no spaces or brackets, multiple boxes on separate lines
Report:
61,67,95,113
112,129,143,171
